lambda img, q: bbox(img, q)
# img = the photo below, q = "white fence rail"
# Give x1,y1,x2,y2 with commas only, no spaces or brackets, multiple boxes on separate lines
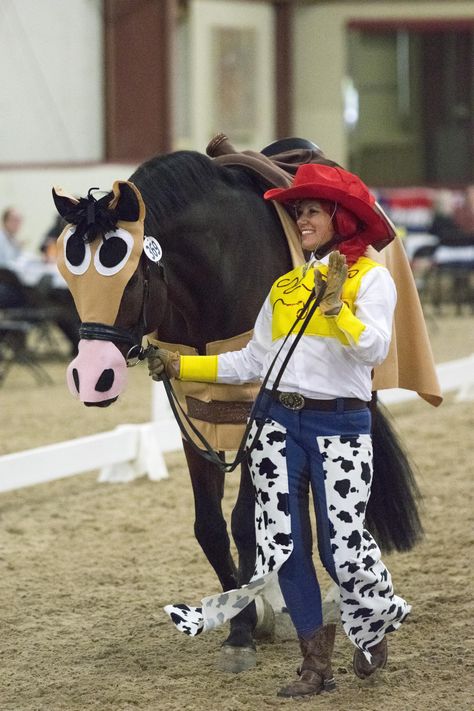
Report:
1,354,473,494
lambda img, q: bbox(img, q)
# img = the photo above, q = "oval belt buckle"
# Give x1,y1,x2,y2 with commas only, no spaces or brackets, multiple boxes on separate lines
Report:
279,392,305,410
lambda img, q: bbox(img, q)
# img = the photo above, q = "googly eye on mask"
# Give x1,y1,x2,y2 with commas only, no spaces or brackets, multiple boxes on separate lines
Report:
94,228,135,276
63,227,92,275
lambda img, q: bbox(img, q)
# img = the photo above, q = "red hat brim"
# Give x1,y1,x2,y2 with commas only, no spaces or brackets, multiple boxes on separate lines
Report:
264,165,396,249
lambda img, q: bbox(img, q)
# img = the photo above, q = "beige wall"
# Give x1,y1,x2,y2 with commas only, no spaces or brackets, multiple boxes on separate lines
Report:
179,0,275,152
0,0,103,164
294,1,474,166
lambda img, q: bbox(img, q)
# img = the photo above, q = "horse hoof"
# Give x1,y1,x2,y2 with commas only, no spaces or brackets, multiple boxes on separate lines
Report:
218,645,257,673
254,595,275,641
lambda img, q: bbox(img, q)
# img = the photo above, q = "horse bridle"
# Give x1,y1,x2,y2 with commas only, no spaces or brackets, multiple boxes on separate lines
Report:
78,257,160,366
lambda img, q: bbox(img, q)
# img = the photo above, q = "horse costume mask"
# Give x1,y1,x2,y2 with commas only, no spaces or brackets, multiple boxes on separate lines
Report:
53,181,148,404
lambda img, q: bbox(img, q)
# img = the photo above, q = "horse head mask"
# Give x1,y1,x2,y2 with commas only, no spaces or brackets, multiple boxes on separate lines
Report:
53,180,155,406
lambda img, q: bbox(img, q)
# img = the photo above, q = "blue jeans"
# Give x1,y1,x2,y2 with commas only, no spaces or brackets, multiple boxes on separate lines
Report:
259,397,371,639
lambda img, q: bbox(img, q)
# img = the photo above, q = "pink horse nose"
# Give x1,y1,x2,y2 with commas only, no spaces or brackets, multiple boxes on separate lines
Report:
66,340,128,405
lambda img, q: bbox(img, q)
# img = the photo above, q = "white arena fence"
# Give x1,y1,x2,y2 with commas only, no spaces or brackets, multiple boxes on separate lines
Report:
0,354,473,494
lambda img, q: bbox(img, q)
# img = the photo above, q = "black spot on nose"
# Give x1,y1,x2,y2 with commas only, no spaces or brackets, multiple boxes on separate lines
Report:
72,368,80,392
95,369,115,393
85,397,118,408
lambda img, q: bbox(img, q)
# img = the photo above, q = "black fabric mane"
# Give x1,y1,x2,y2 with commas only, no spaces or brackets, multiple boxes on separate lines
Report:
60,191,117,243
129,150,260,233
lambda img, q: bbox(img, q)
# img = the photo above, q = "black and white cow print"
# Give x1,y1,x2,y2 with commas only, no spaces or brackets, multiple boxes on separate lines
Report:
165,425,410,656
318,433,411,660
164,418,293,636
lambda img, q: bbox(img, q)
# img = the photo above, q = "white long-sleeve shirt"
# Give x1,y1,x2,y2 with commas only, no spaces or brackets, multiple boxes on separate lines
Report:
214,256,396,402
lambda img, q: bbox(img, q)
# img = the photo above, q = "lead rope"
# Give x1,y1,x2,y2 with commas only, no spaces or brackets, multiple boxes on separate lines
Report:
158,281,327,473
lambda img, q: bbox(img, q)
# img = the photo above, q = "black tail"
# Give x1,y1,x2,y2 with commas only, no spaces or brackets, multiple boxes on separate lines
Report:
366,395,424,553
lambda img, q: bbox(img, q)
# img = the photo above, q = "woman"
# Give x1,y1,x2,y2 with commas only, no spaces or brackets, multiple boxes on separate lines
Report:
148,163,411,698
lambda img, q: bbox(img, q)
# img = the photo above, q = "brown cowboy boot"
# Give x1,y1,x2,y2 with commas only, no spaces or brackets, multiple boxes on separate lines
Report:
353,637,388,679
277,624,337,698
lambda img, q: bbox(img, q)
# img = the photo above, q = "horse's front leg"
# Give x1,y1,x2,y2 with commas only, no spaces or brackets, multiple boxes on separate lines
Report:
182,440,257,672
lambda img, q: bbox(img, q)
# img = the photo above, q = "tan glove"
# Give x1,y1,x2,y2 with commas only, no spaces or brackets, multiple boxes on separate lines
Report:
314,250,348,316
147,346,181,381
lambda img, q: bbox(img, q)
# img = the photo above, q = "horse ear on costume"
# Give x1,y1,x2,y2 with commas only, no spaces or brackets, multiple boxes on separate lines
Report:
108,181,146,224
52,186,80,218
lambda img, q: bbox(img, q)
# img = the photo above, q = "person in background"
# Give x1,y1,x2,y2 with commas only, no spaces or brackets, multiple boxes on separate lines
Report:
452,184,474,239
0,207,26,308
38,214,80,355
430,186,474,312
40,214,68,263
147,163,411,699
0,207,23,266
430,186,474,248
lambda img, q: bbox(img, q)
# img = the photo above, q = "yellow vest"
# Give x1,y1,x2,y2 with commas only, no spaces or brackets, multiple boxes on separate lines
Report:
270,257,379,345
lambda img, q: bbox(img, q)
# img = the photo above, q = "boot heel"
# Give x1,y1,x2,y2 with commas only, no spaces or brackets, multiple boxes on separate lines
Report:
323,676,336,692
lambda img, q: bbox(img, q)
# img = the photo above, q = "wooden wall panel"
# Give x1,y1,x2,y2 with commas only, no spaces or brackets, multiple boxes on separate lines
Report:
104,0,176,162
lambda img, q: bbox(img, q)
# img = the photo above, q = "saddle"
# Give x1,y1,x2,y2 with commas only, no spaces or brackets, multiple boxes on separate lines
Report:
207,132,336,189
206,132,393,253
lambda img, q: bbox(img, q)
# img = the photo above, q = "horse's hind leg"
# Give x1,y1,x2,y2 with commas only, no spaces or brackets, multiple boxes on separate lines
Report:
182,440,257,671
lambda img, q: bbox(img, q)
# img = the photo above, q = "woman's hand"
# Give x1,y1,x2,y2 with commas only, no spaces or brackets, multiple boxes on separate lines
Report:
147,347,181,381
314,250,348,316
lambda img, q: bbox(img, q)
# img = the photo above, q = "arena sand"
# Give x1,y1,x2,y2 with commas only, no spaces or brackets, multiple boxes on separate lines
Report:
0,314,473,711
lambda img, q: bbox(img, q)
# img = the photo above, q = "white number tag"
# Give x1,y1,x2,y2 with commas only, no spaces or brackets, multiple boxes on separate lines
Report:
143,236,162,263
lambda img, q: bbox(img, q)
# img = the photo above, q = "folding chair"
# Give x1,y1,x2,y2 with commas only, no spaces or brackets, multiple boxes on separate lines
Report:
0,268,59,385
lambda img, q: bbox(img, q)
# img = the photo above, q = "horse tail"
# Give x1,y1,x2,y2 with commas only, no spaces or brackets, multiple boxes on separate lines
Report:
366,394,424,553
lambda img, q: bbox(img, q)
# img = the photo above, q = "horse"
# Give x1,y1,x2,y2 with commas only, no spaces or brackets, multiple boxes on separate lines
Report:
52,145,423,672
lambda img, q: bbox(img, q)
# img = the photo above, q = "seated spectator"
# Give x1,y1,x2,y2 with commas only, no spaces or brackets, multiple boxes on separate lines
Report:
452,185,474,243
39,214,80,355
0,207,23,266
431,187,474,250
40,214,67,263
429,187,474,313
0,207,26,308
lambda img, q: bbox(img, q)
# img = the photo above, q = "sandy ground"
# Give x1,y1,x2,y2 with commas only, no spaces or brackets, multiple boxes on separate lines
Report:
0,312,473,711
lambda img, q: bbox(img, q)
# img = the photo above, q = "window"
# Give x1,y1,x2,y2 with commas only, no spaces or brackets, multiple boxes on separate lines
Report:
346,22,474,187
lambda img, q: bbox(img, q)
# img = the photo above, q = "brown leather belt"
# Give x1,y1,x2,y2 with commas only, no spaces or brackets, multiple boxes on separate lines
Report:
266,389,368,412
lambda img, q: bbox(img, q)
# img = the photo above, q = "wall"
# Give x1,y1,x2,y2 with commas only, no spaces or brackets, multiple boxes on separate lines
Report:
293,1,474,166
0,0,104,164
178,0,275,152
0,0,106,249
3,0,474,250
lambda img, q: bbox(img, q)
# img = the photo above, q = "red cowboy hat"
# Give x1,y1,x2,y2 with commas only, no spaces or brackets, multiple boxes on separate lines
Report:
264,163,396,250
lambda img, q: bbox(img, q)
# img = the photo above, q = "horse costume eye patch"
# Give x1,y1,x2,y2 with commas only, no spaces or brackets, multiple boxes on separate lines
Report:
94,228,134,276
64,228,91,275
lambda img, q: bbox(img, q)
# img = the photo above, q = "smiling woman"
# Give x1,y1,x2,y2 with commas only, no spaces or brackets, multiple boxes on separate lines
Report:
149,161,417,698
294,200,335,252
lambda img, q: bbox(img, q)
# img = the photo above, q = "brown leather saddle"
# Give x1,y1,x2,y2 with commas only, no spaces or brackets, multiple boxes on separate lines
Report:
206,133,395,253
